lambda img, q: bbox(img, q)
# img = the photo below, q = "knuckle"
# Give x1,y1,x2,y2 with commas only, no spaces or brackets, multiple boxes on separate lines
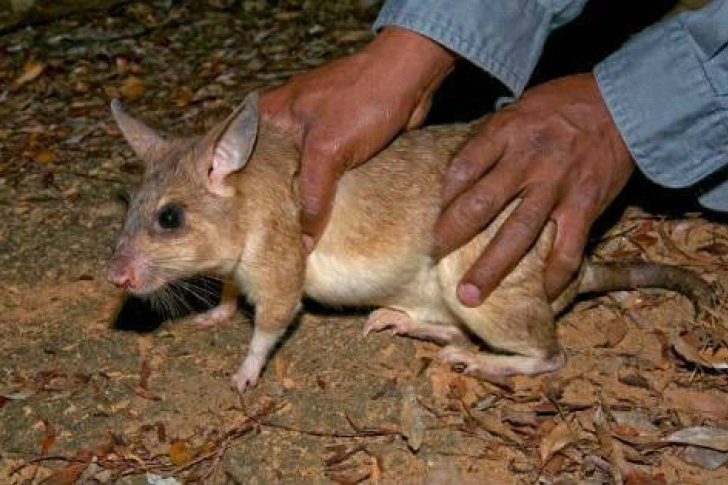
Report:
517,201,547,225
568,180,603,214
507,216,537,241
578,182,602,206
527,130,552,152
448,156,478,184
460,192,496,221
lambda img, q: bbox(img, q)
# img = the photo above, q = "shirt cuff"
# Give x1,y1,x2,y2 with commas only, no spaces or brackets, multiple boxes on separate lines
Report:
595,12,728,210
373,0,553,95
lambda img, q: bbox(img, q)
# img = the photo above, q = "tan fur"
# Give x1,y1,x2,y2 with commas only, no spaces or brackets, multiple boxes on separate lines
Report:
109,96,712,390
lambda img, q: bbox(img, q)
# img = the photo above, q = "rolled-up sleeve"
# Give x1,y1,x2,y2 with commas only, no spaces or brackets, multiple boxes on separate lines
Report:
374,0,588,95
595,0,728,211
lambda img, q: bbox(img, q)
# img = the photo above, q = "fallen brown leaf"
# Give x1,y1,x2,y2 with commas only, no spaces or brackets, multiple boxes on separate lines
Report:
697,241,728,256
173,86,194,107
400,384,424,452
671,334,728,370
40,420,57,456
168,440,193,466
133,386,161,401
623,469,667,485
594,406,628,483
539,420,575,466
664,387,728,420
138,359,152,390
469,413,523,445
13,60,45,89
680,445,728,469
120,76,146,100
41,463,88,485
448,375,484,407
665,426,728,451
601,318,628,348
34,149,56,164
369,454,381,484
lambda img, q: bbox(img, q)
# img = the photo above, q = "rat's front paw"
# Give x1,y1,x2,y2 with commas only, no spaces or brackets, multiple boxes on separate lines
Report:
192,302,237,329
231,355,265,392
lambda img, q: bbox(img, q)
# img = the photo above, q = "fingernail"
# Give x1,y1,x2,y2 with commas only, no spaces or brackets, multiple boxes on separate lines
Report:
302,234,315,253
457,283,481,307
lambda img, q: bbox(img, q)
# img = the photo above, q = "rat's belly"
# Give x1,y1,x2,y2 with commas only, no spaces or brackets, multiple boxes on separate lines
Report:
303,251,399,305
304,249,458,326
303,249,428,306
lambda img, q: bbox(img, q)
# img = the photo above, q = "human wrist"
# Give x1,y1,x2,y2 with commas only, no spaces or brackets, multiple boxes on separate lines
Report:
365,26,456,88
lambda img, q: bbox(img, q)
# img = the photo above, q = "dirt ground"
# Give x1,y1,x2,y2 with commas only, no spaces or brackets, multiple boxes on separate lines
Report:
2,1,728,484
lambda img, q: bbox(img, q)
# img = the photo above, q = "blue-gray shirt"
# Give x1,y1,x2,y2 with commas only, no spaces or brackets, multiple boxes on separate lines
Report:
374,0,728,211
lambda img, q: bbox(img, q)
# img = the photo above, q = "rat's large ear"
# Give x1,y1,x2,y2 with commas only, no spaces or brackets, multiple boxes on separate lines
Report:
205,91,259,197
110,100,172,166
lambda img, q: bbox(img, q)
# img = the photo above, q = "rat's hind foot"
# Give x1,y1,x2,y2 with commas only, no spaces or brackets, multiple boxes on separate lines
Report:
439,345,566,378
192,301,237,328
363,308,467,345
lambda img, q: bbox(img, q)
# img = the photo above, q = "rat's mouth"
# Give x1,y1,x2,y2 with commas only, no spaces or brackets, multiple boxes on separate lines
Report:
125,281,165,296
134,275,224,317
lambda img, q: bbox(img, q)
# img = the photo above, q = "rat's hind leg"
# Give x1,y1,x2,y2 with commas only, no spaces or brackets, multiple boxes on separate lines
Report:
436,218,566,378
440,296,566,378
363,308,468,345
192,277,238,328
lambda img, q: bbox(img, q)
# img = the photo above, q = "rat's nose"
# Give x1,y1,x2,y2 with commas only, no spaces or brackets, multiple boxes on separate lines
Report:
108,269,133,289
108,261,137,289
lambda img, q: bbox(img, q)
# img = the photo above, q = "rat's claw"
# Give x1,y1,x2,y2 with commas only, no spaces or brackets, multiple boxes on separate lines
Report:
439,345,478,373
231,373,257,393
231,354,265,392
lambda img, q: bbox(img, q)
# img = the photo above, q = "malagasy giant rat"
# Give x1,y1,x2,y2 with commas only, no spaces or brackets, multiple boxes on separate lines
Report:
107,92,714,392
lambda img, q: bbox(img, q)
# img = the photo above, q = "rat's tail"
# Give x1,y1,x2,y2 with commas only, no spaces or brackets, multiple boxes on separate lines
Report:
578,262,717,316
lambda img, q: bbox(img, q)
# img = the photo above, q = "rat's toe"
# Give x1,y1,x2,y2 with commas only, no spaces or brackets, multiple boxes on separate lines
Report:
231,371,257,393
232,354,265,392
363,308,414,336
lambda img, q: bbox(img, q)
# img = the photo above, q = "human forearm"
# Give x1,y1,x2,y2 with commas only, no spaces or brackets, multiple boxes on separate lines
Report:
374,0,588,95
594,0,728,210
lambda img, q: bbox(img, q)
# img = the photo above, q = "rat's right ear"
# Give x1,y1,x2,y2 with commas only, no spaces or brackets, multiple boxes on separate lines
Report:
110,99,172,166
203,91,260,197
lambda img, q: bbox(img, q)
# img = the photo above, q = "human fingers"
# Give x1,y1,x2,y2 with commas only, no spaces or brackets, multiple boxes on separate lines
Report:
434,149,516,258
441,123,506,205
457,188,557,306
543,197,593,300
297,135,349,250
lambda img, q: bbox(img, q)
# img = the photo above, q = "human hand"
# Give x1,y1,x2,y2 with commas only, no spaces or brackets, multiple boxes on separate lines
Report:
435,73,634,306
259,27,455,250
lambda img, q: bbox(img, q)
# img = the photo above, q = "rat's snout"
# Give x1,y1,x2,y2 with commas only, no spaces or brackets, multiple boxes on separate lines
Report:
107,249,142,290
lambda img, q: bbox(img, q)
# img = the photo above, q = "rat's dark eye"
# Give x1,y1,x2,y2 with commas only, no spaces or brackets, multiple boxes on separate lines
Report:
157,203,185,230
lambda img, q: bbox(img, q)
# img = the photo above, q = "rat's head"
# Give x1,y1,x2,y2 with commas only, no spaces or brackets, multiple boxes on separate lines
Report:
108,93,259,295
